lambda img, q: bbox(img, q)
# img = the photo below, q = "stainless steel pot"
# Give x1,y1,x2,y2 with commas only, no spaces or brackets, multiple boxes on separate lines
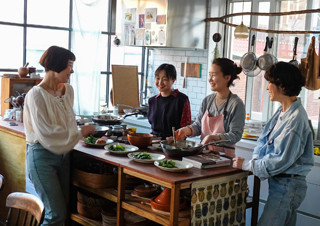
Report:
160,139,230,157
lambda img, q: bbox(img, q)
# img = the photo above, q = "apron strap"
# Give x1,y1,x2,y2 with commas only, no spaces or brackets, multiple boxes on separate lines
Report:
223,91,232,120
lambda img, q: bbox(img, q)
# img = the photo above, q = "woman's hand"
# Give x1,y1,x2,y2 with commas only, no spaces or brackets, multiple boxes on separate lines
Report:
175,127,192,140
201,134,220,144
81,124,95,138
232,157,245,169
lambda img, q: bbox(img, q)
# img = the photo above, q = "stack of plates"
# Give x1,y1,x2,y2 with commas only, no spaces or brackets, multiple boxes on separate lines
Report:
101,210,150,226
101,209,117,226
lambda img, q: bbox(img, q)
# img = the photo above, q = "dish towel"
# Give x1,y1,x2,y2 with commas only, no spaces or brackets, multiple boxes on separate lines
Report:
191,171,249,226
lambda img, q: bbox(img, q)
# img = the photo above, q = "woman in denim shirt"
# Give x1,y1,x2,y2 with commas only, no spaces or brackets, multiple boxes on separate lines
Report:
233,62,314,226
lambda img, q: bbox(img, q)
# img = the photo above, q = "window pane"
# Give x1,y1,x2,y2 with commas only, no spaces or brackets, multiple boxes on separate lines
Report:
229,1,251,103
26,28,69,70
250,2,270,121
0,25,23,69
100,35,108,71
110,36,142,71
28,0,70,27
0,0,24,23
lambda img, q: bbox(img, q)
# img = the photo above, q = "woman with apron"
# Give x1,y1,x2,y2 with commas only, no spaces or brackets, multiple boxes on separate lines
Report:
175,58,245,157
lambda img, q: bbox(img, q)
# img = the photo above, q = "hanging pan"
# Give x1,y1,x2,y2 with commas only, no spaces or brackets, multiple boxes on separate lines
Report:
289,37,299,67
258,37,277,70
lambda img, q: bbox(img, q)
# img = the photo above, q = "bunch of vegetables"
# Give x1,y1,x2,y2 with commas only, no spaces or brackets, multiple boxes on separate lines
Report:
132,152,152,159
108,144,126,152
158,160,177,168
85,135,98,144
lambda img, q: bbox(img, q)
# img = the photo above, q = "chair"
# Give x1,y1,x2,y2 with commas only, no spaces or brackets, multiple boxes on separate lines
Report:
5,192,44,226
0,174,4,191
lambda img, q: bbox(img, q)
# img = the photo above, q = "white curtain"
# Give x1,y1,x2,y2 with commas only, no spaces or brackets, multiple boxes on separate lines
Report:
70,0,103,115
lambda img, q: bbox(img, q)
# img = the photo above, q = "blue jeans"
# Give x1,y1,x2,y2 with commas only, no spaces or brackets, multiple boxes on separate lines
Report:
258,176,307,226
26,143,70,226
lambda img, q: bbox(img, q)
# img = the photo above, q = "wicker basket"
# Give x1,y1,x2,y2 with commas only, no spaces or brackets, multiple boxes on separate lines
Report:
73,168,117,189
77,201,101,219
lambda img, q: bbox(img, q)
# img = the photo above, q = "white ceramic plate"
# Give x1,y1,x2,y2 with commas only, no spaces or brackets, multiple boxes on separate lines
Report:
105,143,139,155
81,138,114,148
128,152,165,163
154,160,193,172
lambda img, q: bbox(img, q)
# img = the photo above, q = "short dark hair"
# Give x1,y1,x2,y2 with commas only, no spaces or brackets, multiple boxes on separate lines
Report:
264,62,305,96
212,58,242,87
155,63,177,80
39,46,76,73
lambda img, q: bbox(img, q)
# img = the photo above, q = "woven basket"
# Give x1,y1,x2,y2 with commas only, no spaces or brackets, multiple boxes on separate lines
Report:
73,168,117,189
77,201,101,219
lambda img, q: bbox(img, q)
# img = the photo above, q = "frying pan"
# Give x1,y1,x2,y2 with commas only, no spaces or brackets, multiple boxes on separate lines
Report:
241,35,258,72
289,37,299,67
160,139,230,157
258,37,277,70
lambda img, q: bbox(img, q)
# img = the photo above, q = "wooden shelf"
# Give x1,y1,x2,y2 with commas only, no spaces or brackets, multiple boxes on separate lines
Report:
71,213,102,226
72,181,118,203
122,201,190,226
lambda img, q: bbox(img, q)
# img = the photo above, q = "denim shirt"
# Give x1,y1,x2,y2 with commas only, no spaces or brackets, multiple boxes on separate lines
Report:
252,98,314,180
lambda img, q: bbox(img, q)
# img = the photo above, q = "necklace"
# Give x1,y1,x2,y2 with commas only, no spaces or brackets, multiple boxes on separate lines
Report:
41,83,58,95
215,92,230,107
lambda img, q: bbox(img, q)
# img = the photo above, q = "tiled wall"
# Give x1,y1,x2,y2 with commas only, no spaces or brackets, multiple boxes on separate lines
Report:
147,48,209,117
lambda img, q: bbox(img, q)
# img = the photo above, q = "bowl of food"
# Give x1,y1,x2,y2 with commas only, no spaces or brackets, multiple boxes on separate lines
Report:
93,126,110,138
160,140,202,157
127,133,153,148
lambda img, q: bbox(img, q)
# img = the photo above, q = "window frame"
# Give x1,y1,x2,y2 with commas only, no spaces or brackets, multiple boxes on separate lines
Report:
225,0,319,131
0,0,147,109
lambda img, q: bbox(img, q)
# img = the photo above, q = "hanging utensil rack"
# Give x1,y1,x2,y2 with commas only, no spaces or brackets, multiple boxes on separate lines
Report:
205,8,320,34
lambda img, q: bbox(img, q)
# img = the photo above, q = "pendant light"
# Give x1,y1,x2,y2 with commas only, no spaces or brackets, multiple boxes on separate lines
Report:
234,0,249,39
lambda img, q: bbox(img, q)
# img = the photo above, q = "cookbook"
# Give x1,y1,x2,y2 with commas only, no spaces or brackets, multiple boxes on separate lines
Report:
182,153,231,169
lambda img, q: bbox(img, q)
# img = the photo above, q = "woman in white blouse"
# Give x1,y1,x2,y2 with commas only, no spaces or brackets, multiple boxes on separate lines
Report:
23,46,94,225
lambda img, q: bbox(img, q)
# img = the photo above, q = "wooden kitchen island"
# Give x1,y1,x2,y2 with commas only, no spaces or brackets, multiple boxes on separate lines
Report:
0,120,26,221
72,143,260,226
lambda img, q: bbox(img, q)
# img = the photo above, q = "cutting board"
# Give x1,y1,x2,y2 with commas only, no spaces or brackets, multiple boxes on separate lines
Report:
111,65,140,113
181,63,201,78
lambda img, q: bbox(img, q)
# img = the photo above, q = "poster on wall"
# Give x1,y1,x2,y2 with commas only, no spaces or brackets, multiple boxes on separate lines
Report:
124,24,136,45
135,29,145,46
156,15,166,24
158,27,166,46
124,8,136,23
151,30,157,45
145,8,157,23
121,5,166,47
139,14,145,28
145,30,151,45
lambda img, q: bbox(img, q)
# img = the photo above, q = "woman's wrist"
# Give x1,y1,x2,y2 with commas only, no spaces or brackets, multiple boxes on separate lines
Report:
186,126,193,137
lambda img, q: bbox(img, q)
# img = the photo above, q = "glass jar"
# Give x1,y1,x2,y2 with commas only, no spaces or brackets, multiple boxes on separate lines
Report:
112,125,124,137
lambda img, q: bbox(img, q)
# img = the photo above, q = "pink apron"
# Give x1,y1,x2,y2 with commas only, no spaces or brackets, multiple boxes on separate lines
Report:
200,94,235,158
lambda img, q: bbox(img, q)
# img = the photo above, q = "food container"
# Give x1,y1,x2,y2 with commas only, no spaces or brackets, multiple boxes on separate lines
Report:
150,188,186,212
133,184,158,198
77,201,101,219
112,125,124,137
160,139,229,157
127,133,153,148
93,125,109,138
73,168,117,189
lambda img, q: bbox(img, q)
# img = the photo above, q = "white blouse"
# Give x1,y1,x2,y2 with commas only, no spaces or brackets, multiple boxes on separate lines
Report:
23,83,82,154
